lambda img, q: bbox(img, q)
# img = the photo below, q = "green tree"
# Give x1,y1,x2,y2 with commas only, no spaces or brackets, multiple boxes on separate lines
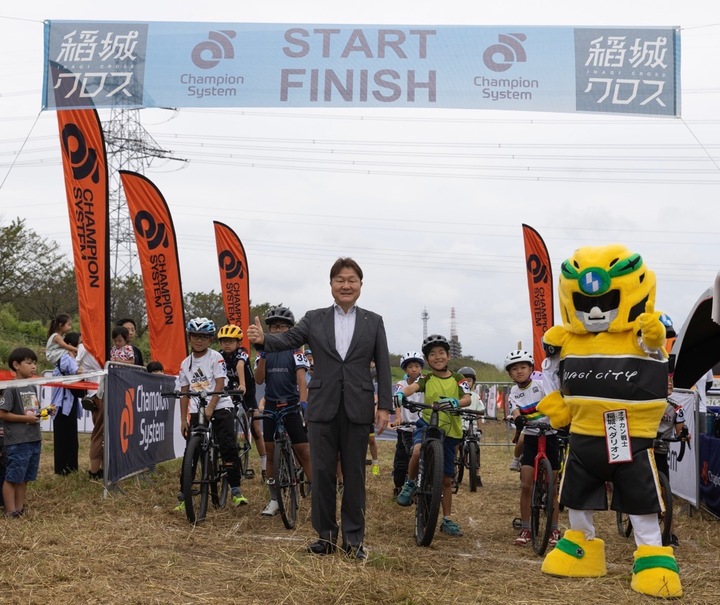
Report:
0,218,67,306
14,262,78,323
111,274,148,336
183,290,225,328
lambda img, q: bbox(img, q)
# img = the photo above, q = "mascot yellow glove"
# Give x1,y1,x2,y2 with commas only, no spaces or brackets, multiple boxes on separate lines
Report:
537,390,571,429
637,302,665,350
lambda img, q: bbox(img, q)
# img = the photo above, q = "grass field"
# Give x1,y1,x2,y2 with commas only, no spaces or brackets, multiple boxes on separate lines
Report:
1,420,718,604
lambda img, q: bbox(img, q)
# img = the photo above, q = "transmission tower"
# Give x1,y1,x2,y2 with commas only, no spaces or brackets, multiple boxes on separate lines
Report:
102,107,177,279
450,307,463,359
421,307,429,340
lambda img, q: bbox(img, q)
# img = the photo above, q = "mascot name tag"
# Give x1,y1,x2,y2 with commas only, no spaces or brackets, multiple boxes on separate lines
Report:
603,409,632,463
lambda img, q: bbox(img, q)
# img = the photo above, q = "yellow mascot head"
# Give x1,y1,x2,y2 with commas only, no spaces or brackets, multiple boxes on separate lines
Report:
558,244,656,334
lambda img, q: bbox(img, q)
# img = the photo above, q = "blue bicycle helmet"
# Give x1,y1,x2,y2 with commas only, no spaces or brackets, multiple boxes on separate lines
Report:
186,317,216,335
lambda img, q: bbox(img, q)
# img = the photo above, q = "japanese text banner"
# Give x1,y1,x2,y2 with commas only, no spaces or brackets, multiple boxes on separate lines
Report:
213,221,251,353
120,171,187,375
522,224,554,369
54,61,110,366
43,21,680,116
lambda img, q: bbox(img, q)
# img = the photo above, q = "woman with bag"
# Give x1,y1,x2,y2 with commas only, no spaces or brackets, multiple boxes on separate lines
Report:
51,332,82,475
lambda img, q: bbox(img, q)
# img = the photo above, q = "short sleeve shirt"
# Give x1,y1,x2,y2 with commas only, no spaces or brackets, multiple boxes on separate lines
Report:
263,349,310,404
176,349,233,413
0,385,42,445
415,372,471,439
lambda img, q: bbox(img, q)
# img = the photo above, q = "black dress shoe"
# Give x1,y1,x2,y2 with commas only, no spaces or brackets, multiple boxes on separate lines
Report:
306,539,336,555
342,543,368,561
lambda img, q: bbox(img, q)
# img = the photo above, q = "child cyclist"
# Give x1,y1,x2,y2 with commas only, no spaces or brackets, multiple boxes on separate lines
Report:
390,351,424,497
396,334,472,537
505,349,561,546
217,324,268,481
0,348,43,517
254,306,312,517
176,318,247,508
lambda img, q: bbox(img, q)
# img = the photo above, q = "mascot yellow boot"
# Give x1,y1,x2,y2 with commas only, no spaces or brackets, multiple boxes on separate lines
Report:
536,244,681,598
631,545,682,598
541,530,606,577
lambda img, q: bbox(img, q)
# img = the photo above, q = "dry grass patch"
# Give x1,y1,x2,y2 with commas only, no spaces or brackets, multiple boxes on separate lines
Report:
1,422,718,604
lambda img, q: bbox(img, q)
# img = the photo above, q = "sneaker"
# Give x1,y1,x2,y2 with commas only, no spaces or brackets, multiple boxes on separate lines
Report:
174,500,186,512
669,534,680,547
231,491,248,507
514,528,531,546
509,458,521,471
396,479,416,507
371,464,380,476
549,529,561,546
440,518,463,537
261,470,268,483
261,500,279,516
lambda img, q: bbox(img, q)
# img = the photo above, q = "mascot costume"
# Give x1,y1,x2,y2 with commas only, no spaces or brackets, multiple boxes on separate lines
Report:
537,244,682,598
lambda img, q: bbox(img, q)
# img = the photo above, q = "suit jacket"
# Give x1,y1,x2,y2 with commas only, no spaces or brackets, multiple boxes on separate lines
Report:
261,305,393,424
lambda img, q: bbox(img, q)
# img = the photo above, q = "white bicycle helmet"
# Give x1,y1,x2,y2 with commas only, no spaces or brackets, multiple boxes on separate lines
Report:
186,317,216,335
504,349,534,370
400,351,424,370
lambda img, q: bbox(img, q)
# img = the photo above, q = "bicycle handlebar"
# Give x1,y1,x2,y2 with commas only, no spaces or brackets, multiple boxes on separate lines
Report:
656,427,690,462
397,398,466,415
161,389,244,400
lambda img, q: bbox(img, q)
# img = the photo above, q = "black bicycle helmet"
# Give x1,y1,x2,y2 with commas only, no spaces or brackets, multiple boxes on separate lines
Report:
265,306,295,326
421,334,450,356
458,366,476,379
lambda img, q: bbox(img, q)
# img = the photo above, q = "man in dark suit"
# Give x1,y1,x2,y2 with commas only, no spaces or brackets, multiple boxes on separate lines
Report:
248,258,392,560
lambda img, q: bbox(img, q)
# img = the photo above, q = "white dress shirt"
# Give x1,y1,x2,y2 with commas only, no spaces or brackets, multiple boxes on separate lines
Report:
334,303,356,360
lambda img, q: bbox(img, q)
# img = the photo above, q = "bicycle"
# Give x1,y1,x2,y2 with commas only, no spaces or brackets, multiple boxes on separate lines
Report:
257,404,306,529
397,397,465,547
163,389,242,525
452,409,484,493
509,418,557,555
616,429,689,546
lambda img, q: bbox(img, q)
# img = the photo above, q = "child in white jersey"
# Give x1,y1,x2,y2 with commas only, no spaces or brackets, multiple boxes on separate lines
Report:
390,351,424,497
175,317,247,509
505,349,560,546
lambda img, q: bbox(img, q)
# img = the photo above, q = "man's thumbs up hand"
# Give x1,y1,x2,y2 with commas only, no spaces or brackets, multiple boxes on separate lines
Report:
247,316,265,345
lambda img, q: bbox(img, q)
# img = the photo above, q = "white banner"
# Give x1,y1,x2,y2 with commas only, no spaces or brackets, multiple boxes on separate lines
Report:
667,388,699,507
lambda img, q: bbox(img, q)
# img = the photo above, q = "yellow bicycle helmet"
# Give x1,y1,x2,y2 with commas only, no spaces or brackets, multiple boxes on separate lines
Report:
217,324,243,340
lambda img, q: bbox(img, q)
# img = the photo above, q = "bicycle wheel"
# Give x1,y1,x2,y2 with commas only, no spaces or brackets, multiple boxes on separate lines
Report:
293,451,309,498
452,444,463,494
616,510,633,537
274,440,298,529
530,457,554,555
236,410,252,479
467,441,480,492
659,472,673,546
415,439,443,547
209,445,229,509
182,434,209,524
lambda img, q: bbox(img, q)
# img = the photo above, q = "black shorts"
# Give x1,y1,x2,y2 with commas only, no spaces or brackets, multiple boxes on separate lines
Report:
559,434,662,515
262,401,308,445
521,433,560,470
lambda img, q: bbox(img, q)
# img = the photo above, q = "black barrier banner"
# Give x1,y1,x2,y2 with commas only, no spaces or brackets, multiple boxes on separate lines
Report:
105,363,177,484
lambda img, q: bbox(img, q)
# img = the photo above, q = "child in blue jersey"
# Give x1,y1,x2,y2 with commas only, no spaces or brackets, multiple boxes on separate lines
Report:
396,334,471,537
254,307,312,517
505,349,560,546
218,324,268,480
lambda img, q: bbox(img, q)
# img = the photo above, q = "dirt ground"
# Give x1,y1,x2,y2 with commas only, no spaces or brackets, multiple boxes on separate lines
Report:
0,421,718,604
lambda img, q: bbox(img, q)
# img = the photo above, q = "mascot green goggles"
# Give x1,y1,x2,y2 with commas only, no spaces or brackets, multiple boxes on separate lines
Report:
561,253,643,296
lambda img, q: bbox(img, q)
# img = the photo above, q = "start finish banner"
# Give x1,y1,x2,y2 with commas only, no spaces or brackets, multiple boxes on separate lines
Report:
42,21,680,116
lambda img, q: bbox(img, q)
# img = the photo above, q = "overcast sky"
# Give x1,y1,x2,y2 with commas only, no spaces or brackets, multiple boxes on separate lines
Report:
1,2,719,367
